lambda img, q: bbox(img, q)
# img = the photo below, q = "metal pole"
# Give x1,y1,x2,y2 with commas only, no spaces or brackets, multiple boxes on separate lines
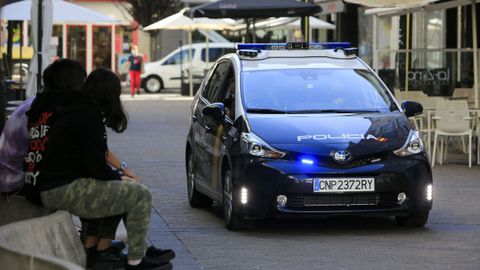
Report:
373,15,378,72
205,34,209,71
302,0,311,42
188,30,193,96
405,13,410,99
20,21,24,100
457,7,462,83
472,0,478,108
37,0,43,93
179,40,183,91
252,18,256,43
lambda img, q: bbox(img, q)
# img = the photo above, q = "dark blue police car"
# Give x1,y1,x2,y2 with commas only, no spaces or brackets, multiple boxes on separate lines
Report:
185,42,433,230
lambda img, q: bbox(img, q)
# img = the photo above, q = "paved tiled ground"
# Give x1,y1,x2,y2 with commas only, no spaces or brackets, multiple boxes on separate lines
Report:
108,95,480,270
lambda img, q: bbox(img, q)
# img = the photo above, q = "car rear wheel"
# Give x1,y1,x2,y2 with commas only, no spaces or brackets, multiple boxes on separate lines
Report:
223,168,253,231
186,151,212,208
395,212,429,227
143,75,162,93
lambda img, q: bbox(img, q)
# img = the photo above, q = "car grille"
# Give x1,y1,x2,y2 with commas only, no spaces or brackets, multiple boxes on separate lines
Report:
287,193,397,209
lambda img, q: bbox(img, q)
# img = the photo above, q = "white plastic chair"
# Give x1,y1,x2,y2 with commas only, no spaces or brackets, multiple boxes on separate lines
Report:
432,99,473,168
453,88,475,106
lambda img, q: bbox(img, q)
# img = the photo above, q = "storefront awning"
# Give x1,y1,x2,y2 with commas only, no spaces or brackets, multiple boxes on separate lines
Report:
364,0,479,17
343,0,438,8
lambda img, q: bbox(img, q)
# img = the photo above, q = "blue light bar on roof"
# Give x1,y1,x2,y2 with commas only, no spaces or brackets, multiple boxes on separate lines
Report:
237,42,352,51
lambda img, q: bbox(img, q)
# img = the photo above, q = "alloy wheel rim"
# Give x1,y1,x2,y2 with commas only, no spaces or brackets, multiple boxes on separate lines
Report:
223,170,233,223
147,78,161,92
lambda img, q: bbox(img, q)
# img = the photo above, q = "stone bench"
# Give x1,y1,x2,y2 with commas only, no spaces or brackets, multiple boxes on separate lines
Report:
0,195,85,270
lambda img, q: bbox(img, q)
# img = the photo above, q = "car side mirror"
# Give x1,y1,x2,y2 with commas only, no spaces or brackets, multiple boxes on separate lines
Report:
402,100,423,118
202,103,225,122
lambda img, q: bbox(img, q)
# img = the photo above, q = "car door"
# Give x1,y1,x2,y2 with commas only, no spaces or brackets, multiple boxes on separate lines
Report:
203,62,235,195
196,61,232,193
161,49,193,88
211,69,236,195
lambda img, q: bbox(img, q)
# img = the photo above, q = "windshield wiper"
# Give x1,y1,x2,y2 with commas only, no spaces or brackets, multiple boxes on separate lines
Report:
246,108,287,114
287,109,382,114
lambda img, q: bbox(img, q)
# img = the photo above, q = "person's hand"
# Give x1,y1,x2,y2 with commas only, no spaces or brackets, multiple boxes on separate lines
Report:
123,167,140,182
121,175,140,183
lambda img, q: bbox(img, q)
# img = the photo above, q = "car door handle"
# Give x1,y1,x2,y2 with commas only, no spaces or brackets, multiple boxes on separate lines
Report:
192,115,197,122
204,125,211,131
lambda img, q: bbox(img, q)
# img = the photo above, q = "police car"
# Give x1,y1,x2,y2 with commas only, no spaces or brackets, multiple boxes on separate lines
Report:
185,42,433,230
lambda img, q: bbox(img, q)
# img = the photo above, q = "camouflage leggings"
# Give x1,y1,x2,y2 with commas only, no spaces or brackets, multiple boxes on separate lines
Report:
41,178,152,260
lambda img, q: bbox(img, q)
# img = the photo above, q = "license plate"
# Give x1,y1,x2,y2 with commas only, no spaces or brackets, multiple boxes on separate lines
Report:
313,178,375,193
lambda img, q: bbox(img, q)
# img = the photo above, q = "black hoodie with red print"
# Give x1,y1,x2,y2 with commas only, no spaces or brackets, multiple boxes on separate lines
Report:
23,91,120,203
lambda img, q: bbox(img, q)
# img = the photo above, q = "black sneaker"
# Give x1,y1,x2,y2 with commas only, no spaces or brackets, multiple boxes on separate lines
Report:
92,246,127,270
85,246,97,269
110,240,126,253
145,246,176,263
125,259,172,270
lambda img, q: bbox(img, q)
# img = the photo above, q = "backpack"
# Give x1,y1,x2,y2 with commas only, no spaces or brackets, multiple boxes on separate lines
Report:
0,98,34,193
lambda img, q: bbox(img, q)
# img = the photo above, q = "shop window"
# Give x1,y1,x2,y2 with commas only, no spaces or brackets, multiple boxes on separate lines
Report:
93,26,112,69
52,25,63,60
67,25,87,68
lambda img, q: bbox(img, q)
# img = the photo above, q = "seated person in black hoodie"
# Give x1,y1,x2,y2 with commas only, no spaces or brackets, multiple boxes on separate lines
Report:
24,59,173,270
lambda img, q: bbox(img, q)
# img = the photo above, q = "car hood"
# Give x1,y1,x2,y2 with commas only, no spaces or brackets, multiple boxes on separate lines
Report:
246,111,412,158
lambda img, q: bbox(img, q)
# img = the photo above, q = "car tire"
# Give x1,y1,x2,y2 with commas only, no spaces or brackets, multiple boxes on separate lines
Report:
186,150,212,208
143,75,163,93
395,212,429,227
222,168,254,231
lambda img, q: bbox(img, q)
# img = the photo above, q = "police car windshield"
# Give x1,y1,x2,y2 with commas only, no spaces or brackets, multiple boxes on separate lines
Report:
242,68,396,113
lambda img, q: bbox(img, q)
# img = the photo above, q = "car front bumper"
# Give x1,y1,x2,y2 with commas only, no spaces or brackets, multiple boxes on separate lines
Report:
232,154,433,219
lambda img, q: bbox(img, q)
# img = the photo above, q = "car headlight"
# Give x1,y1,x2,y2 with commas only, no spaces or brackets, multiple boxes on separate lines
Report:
393,130,424,157
241,132,285,158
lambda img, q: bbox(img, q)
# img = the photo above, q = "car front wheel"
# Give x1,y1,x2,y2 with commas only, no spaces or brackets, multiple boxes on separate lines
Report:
143,75,162,93
223,168,253,231
186,150,212,208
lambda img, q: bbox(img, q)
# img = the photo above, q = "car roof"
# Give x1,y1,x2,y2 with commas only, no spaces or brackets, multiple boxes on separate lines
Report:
241,56,366,71
179,42,236,50
230,42,368,71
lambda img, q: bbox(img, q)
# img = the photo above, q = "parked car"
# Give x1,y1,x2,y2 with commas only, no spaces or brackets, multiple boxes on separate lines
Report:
141,43,236,93
185,42,433,230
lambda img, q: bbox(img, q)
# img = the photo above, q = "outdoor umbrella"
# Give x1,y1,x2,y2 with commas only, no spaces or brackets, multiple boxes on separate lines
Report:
25,0,53,98
144,8,235,96
0,0,118,23
190,0,321,18
190,0,321,42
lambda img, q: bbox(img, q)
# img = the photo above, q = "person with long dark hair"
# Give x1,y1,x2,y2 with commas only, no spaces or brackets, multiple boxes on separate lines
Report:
24,60,174,270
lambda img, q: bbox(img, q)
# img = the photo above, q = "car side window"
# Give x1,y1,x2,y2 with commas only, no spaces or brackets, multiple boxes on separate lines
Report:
202,62,231,103
221,71,235,120
201,48,236,62
164,49,194,65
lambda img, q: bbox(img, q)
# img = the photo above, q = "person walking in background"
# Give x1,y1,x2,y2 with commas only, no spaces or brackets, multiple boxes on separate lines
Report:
124,45,143,97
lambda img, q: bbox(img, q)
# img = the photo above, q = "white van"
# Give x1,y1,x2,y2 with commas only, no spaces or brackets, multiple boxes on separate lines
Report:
141,43,236,92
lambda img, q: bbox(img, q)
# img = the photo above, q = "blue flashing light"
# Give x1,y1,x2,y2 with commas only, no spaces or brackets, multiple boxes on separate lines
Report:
237,42,352,51
301,158,315,165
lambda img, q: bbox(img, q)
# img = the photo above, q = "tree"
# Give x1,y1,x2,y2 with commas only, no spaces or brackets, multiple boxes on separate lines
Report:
121,0,182,28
